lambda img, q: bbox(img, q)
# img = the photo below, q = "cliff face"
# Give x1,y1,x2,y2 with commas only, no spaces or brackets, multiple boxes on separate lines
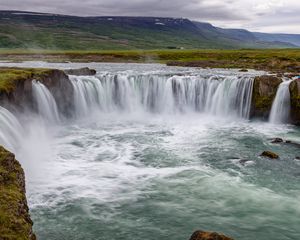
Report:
0,146,36,240
290,79,300,124
250,75,300,123
0,68,74,116
250,75,282,119
37,69,74,117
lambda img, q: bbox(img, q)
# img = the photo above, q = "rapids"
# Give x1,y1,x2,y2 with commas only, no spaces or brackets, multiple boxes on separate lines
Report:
0,63,299,240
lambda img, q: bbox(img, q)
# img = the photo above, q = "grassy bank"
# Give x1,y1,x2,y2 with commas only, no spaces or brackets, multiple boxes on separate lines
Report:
0,68,53,93
0,49,300,73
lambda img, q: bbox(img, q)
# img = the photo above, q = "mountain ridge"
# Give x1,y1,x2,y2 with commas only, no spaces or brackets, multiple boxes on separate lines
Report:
0,10,299,50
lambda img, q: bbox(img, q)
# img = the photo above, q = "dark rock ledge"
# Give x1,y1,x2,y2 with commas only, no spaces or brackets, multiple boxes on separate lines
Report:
64,67,96,76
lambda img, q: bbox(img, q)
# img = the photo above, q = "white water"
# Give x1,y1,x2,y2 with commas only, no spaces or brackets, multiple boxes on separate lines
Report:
1,63,299,240
269,79,294,124
70,73,254,119
32,80,60,123
0,106,23,152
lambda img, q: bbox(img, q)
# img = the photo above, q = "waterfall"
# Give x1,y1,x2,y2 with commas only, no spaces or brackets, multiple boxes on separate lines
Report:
70,73,254,119
269,79,294,124
32,80,60,123
0,106,23,151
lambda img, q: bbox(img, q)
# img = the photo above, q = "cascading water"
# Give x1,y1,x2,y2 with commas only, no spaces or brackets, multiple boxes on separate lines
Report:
0,63,299,240
32,80,60,123
0,106,23,151
70,73,254,118
269,79,294,124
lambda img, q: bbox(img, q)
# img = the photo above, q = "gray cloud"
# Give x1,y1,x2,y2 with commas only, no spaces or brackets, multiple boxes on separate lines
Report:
0,0,299,33
0,0,248,20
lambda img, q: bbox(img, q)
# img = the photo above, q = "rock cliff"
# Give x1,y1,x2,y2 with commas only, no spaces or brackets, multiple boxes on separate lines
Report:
250,75,282,119
290,79,300,124
0,146,36,240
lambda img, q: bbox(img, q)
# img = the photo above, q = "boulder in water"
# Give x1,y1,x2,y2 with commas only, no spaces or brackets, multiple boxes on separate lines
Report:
64,67,96,76
271,138,283,143
238,159,254,166
239,69,248,72
285,140,300,148
260,151,279,159
189,230,233,240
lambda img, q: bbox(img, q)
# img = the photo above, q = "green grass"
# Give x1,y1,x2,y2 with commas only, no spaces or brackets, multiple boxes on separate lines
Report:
0,49,299,72
0,68,53,93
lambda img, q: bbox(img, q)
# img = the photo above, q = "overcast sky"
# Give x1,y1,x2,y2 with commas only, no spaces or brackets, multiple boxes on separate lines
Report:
1,0,299,33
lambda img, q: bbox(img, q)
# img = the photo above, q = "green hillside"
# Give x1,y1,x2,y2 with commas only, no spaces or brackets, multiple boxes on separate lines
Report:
0,11,297,50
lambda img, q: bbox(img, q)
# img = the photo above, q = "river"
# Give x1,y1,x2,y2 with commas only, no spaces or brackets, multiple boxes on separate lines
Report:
0,63,299,240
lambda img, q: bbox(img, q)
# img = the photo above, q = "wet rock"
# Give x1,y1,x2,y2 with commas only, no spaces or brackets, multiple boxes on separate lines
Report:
295,156,300,160
64,67,96,76
289,79,300,125
271,138,283,143
250,75,282,119
260,151,279,159
239,69,248,72
239,159,251,165
189,230,233,240
285,140,300,148
0,68,74,117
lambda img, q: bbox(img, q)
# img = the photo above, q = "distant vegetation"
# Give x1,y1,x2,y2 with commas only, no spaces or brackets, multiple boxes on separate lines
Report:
1,49,300,73
0,10,299,50
0,68,52,92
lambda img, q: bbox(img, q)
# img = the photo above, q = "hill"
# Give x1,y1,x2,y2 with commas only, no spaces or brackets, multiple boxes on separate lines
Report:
0,10,299,50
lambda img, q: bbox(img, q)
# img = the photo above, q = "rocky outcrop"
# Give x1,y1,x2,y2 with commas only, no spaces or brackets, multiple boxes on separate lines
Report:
37,69,74,117
289,79,300,124
64,67,96,76
250,75,300,124
0,68,74,116
189,231,233,240
250,75,282,119
0,146,36,240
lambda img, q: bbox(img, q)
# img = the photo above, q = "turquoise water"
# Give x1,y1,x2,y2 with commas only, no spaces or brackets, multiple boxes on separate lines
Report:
24,115,300,240
0,62,299,240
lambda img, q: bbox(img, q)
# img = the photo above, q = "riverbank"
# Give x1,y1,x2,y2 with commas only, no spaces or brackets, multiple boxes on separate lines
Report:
0,146,35,239
0,49,300,73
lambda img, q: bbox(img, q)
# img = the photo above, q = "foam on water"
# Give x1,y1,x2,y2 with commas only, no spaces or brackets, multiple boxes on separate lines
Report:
0,63,299,240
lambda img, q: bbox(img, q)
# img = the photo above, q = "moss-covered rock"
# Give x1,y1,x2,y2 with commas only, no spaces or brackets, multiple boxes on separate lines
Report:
250,75,282,119
0,67,74,116
260,151,279,159
0,68,53,93
289,79,300,124
189,230,233,240
0,146,36,240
